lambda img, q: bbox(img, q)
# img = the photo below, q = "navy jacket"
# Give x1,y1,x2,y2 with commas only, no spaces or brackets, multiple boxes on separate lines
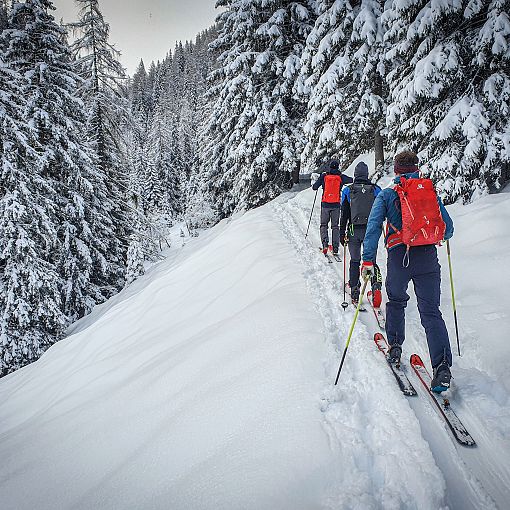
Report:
312,169,353,209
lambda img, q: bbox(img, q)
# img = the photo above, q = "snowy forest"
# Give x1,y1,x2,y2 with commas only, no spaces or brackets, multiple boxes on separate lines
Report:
1,0,509,377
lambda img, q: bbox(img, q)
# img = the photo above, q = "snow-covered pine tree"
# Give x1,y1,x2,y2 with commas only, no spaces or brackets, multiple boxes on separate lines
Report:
128,58,171,245
203,0,316,217
385,0,510,202
146,102,177,217
243,0,317,206
185,28,220,228
0,0,8,31
70,0,130,291
300,0,387,174
130,58,163,214
150,31,218,229
5,0,119,325
125,228,145,286
130,59,152,127
0,3,71,375
0,102,66,375
471,0,510,195
165,42,190,184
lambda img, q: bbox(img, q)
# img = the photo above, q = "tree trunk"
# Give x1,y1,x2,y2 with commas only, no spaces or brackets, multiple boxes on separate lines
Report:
374,127,384,173
292,160,301,185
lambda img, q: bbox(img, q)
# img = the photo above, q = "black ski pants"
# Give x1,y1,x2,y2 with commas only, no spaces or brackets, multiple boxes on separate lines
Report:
320,206,340,250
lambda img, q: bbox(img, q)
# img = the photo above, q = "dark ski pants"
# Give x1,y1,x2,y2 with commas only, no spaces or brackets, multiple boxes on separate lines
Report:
386,244,452,368
320,207,340,250
348,226,380,290
348,225,366,289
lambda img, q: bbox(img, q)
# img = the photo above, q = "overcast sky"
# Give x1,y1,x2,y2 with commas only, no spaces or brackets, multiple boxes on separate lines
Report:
53,0,218,75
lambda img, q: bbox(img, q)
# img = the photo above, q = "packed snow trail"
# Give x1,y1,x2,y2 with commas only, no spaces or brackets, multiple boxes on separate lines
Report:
272,194,449,508
275,185,510,510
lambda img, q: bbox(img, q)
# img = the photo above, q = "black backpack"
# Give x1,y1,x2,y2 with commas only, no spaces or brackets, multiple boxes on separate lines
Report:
350,183,376,225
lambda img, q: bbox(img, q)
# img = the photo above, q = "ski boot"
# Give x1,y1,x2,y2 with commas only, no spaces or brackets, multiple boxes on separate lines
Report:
431,361,451,393
371,264,383,308
387,344,402,365
351,284,360,305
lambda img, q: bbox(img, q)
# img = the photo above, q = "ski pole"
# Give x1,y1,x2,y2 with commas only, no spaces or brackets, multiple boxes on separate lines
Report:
334,276,369,385
305,189,319,238
341,237,348,310
446,240,461,356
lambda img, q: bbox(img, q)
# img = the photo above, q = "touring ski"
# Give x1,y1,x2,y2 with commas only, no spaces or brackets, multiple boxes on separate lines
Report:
319,247,333,264
374,333,417,396
367,291,386,329
352,300,367,312
344,283,367,312
410,354,476,447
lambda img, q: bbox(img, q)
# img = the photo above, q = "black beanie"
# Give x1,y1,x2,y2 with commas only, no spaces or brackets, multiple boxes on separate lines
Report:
329,159,339,171
354,162,369,180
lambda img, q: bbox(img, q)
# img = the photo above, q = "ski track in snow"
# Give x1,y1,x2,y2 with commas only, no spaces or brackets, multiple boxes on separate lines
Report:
273,188,510,510
272,194,447,510
405,316,510,510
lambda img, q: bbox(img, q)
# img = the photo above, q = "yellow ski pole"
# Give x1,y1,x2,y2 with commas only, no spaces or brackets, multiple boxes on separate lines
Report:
334,276,369,385
446,240,461,356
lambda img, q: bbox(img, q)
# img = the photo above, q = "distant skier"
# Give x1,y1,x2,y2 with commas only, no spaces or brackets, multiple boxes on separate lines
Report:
339,161,382,306
312,159,352,255
361,151,454,392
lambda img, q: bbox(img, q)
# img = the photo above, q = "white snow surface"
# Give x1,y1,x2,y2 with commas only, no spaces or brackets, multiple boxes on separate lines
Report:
1,185,510,509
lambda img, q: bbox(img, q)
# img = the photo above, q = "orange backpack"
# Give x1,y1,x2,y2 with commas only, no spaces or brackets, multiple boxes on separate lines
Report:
322,174,342,203
393,176,446,246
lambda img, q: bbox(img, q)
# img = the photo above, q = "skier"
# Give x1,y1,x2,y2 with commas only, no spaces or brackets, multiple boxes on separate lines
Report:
312,159,352,255
339,161,382,306
361,151,454,392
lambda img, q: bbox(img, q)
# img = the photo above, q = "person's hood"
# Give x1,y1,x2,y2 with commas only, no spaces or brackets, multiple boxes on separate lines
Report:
393,171,420,184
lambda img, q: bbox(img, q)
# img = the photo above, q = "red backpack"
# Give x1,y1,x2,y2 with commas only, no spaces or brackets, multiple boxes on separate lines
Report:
322,174,342,203
393,176,446,246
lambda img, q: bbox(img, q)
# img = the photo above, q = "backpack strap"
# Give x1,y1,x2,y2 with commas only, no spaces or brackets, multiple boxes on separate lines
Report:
385,221,402,249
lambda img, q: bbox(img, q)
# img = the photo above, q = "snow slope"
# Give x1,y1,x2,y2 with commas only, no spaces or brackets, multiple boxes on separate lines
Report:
0,183,509,509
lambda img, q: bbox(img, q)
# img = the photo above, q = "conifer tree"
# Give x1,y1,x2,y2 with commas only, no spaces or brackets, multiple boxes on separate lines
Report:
384,0,510,202
70,0,129,289
183,28,219,228
468,0,510,196
147,103,177,217
0,0,8,31
0,2,70,374
125,230,145,285
204,0,316,217
18,0,111,315
300,0,387,173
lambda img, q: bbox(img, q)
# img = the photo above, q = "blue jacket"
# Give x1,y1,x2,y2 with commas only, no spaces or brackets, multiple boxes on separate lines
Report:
362,172,454,262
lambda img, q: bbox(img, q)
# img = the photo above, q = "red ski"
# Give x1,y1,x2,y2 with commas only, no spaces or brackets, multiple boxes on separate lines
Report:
367,291,385,330
410,354,476,447
374,333,416,396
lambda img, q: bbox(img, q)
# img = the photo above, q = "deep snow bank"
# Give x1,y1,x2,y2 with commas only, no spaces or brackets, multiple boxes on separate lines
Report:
0,207,334,510
443,190,510,389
